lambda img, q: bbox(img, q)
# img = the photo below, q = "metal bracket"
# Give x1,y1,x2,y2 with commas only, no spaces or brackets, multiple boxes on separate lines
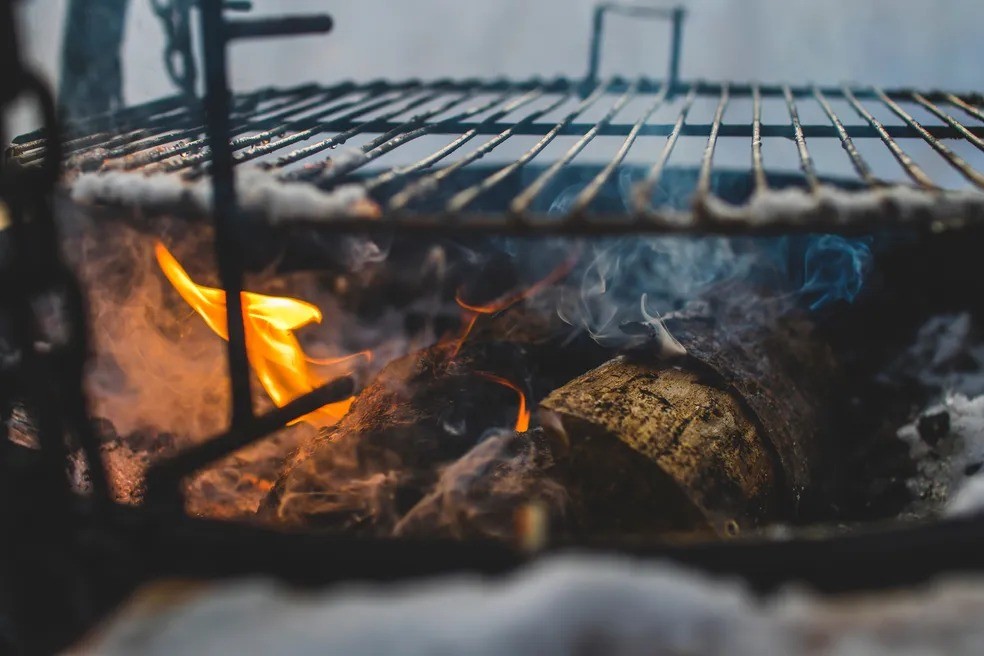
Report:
586,3,686,90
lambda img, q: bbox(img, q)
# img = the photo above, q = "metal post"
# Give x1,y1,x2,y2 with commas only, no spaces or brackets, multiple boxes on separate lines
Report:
198,0,254,428
586,6,606,87
669,7,685,91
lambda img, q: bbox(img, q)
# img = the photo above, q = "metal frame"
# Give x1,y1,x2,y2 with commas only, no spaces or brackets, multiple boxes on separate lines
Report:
5,4,984,651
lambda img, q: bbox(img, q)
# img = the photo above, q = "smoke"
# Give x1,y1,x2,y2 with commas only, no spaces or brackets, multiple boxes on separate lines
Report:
554,233,873,350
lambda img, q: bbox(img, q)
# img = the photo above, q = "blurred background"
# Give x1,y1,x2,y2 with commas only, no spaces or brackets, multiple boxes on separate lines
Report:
11,0,984,136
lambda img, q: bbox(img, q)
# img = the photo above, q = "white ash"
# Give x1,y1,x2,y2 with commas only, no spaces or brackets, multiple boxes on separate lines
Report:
701,185,984,229
892,314,984,516
82,555,984,656
70,167,375,223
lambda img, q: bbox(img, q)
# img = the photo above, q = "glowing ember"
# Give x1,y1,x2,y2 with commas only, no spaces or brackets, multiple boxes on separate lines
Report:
476,372,530,432
154,242,365,427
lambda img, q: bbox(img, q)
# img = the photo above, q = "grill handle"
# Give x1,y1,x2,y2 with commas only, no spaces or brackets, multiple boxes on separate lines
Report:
586,3,686,91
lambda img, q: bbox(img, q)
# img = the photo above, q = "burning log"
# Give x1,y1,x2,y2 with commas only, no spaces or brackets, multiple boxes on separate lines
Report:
540,298,839,538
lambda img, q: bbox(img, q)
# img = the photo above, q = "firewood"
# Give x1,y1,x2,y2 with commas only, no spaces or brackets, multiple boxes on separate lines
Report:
540,299,839,538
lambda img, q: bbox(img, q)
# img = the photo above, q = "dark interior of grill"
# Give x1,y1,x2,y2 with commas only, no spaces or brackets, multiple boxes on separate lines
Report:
4,2,984,653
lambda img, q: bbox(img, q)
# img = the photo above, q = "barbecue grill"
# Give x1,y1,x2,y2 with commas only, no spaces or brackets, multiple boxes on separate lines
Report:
4,3,984,653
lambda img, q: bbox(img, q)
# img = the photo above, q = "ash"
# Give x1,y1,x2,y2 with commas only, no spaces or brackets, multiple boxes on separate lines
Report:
892,314,984,517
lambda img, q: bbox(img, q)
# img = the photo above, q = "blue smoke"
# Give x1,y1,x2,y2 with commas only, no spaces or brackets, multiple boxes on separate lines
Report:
799,235,873,311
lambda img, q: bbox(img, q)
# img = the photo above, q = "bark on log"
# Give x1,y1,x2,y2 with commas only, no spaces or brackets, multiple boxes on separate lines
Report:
540,299,839,537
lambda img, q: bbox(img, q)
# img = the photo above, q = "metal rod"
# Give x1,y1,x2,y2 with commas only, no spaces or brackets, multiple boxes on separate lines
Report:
569,82,671,214
842,86,936,189
144,376,355,503
199,0,253,427
389,92,573,210
813,86,879,187
269,85,448,172
946,93,984,123
364,88,545,192
512,82,639,214
912,92,984,154
875,87,984,189
695,82,730,199
632,84,698,213
751,83,767,192
783,84,819,192
224,15,333,41
170,83,401,174
447,84,611,213
319,91,514,185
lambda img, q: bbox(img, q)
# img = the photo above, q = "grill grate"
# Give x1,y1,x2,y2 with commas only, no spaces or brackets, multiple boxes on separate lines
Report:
10,78,984,234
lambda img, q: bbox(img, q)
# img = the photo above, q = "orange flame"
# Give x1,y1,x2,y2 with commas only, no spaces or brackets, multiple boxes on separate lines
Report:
154,242,366,427
476,372,530,432
452,254,580,356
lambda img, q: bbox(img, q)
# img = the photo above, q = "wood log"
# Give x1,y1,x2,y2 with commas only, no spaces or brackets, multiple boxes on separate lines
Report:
539,297,839,538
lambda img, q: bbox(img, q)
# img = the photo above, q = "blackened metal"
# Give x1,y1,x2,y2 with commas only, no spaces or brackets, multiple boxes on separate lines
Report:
364,88,545,192
876,87,984,189
695,82,730,200
813,86,880,187
224,15,334,41
144,376,355,507
197,0,254,428
633,84,698,215
751,83,767,192
447,84,612,213
586,4,686,88
946,93,984,123
569,83,672,214
783,84,819,192
911,92,984,154
842,85,937,189
306,87,513,185
512,82,639,214
389,91,572,210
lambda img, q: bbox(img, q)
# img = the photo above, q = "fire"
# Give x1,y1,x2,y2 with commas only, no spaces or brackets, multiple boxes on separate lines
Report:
476,372,530,432
154,242,366,427
453,254,580,356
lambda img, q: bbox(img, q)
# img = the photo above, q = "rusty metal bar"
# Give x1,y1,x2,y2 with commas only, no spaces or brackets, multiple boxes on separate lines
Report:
363,89,545,192
813,86,879,187
751,83,767,192
875,87,984,189
695,82,730,199
511,82,638,214
912,92,984,154
783,84,819,192
305,88,514,184
175,83,425,174
568,83,672,214
261,85,453,172
946,93,984,124
446,84,611,213
842,86,936,189
632,84,698,213
389,92,573,210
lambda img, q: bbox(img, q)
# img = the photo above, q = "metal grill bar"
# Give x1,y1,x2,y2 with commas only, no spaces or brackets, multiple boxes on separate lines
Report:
875,87,984,189
301,88,514,185
633,84,698,214
783,84,819,192
11,78,984,234
446,84,611,213
695,82,730,200
751,83,767,193
813,86,879,187
842,86,936,189
363,88,545,192
389,91,573,210
511,82,639,214
569,83,672,215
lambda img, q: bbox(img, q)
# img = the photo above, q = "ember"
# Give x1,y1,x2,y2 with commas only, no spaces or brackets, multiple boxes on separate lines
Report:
154,242,365,427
